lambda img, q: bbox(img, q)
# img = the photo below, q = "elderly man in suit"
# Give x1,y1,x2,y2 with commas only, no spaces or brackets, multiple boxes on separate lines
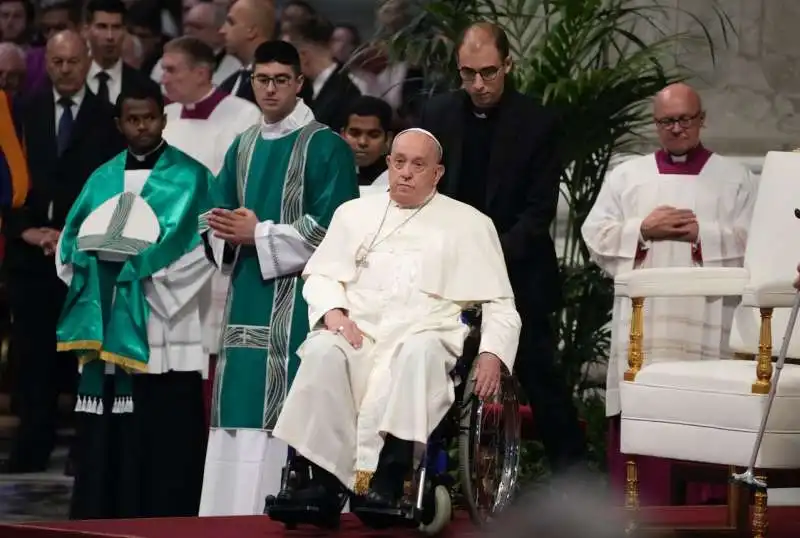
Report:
1,30,125,474
418,22,586,474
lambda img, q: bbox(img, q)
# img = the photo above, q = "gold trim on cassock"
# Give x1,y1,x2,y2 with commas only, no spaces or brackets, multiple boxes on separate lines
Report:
57,340,103,352
353,470,373,495
99,350,148,373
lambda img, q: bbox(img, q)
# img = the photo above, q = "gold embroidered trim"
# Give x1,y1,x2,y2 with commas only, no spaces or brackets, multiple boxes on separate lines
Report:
57,340,102,352
99,350,148,373
353,470,374,495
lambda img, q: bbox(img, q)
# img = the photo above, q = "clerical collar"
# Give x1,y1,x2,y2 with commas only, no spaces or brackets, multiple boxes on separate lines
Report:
358,159,388,186
180,87,227,120
655,143,713,175
260,99,315,140
126,140,166,170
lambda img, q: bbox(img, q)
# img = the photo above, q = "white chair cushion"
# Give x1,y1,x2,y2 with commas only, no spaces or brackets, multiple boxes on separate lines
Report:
620,360,800,468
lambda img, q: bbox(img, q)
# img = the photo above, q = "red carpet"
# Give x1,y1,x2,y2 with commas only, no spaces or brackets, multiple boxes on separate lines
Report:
2,507,800,537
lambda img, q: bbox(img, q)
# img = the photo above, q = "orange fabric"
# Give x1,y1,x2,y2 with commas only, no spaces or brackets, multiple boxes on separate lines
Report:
0,90,29,208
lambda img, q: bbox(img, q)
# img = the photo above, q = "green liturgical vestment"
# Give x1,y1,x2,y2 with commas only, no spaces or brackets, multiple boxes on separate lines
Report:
56,146,211,411
209,120,359,431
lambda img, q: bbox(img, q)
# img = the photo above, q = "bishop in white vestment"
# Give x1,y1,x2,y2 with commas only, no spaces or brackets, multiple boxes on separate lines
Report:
581,83,757,505
269,128,521,526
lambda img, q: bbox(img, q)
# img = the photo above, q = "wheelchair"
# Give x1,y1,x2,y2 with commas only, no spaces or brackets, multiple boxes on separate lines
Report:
266,310,523,534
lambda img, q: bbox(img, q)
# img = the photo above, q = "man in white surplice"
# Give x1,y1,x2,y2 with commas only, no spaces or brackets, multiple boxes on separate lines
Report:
581,82,758,419
268,128,521,525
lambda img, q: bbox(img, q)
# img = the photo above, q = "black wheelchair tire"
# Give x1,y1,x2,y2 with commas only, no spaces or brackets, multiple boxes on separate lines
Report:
457,364,521,526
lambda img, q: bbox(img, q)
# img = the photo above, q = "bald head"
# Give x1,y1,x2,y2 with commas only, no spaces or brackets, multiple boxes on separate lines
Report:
456,22,512,108
224,0,275,62
458,22,509,58
240,0,275,36
653,82,702,114
46,30,91,97
0,43,26,93
653,83,705,155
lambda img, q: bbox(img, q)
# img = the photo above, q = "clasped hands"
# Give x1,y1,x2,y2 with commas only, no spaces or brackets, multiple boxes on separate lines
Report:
22,227,60,256
207,207,258,245
641,205,699,243
322,308,502,399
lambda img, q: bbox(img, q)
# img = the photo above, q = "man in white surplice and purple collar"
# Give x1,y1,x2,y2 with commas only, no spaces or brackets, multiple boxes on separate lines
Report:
581,82,758,506
198,40,359,516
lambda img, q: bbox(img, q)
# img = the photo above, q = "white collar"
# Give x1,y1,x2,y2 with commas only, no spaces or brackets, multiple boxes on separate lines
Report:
89,58,123,82
184,86,216,110
53,86,86,107
312,62,337,98
260,99,315,140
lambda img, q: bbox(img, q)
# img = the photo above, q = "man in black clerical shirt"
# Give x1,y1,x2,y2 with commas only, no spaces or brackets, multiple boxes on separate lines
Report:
341,96,393,186
418,22,587,474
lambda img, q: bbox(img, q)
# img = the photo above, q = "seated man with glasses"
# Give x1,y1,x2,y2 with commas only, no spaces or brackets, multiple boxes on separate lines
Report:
268,127,521,528
198,39,359,517
582,82,758,505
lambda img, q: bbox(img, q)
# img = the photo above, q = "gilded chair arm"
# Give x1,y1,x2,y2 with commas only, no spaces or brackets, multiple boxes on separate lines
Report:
615,267,748,298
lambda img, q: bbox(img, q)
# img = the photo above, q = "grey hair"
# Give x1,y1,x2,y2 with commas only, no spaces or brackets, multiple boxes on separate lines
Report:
0,42,26,64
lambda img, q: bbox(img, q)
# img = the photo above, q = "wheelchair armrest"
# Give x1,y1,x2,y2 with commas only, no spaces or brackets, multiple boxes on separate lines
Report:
615,267,748,298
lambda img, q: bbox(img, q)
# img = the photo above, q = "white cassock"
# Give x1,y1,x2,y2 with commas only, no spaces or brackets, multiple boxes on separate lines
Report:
163,89,262,355
273,192,521,492
580,149,758,416
56,168,215,377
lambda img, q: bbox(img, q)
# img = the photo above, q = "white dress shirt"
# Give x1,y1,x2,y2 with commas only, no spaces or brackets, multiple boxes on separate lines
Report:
54,86,85,128
87,59,124,104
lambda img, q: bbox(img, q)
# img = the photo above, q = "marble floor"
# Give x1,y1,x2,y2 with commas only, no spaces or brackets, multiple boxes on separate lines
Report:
0,445,72,523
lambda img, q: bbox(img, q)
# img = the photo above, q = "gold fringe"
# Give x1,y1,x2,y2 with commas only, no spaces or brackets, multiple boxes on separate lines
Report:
99,350,148,373
353,470,373,495
57,340,102,352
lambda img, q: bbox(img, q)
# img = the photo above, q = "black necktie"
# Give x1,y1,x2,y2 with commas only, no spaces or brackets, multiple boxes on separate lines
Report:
236,69,250,96
96,71,110,103
57,97,74,156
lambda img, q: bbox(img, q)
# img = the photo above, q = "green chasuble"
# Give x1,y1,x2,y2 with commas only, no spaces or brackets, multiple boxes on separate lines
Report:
56,146,212,411
209,121,359,431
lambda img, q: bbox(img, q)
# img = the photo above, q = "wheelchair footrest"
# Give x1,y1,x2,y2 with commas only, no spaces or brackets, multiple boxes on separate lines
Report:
268,503,340,530
353,504,419,529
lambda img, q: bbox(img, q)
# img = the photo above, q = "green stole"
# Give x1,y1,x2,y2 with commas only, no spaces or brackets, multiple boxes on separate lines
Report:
57,146,208,414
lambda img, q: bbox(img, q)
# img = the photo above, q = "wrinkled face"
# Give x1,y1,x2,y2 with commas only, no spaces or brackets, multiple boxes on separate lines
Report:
654,98,705,155
387,132,444,207
457,41,510,109
220,0,252,59
0,1,25,43
0,49,25,93
40,8,76,41
46,37,90,96
252,61,302,122
161,51,209,104
116,97,166,153
342,114,389,168
184,5,222,49
87,11,125,67
331,26,356,63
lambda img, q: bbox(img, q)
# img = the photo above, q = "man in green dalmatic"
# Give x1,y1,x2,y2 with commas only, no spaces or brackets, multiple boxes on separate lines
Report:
199,40,359,516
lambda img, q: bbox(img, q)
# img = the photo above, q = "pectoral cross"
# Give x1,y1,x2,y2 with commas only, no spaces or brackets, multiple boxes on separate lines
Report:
355,245,370,268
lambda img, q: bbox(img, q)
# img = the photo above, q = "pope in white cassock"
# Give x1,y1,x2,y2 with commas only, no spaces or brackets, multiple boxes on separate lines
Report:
268,128,522,528
158,36,262,414
581,83,757,419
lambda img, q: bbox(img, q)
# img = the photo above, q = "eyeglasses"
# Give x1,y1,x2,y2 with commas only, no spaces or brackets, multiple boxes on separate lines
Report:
458,66,501,82
251,74,294,89
654,112,703,129
389,155,428,174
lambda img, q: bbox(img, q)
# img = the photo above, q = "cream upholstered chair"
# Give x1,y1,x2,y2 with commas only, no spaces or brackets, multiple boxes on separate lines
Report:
614,151,800,538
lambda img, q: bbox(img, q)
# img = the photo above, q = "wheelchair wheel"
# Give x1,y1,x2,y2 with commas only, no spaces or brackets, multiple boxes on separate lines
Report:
458,367,521,525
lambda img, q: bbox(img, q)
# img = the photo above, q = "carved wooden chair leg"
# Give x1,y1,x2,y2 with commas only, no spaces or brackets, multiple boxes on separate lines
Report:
625,456,639,535
751,473,768,538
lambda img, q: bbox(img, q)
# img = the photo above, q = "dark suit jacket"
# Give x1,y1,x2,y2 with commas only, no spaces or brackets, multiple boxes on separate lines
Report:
310,63,361,132
4,85,126,278
219,69,255,104
419,89,564,315
121,63,160,98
